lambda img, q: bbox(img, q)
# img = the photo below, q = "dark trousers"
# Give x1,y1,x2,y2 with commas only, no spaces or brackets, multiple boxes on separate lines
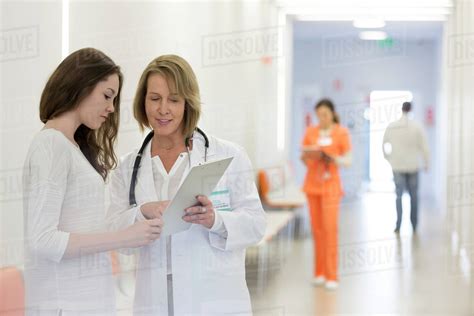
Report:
393,171,419,231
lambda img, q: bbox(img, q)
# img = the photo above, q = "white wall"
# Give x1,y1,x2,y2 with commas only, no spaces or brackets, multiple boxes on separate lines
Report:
68,1,282,165
0,0,287,267
0,1,63,267
443,0,474,273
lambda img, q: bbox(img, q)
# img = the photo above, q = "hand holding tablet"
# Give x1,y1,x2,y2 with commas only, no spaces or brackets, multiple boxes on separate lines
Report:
302,145,323,159
182,195,216,229
160,157,233,236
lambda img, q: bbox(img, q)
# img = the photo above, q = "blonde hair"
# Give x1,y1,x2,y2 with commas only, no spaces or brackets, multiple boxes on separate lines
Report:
133,55,201,139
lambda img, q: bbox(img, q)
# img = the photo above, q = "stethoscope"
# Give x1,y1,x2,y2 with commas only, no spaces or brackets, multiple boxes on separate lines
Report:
129,127,209,207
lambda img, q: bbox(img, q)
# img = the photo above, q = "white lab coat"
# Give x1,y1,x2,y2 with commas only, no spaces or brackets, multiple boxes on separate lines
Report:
107,131,266,315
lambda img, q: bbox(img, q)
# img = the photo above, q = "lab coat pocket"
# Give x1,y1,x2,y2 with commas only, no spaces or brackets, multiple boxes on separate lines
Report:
198,245,242,279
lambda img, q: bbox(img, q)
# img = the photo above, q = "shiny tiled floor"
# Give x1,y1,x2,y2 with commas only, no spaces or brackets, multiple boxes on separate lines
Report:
251,192,473,315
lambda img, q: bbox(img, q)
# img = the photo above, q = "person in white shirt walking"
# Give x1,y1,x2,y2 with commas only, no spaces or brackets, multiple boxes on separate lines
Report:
382,102,430,233
22,48,164,315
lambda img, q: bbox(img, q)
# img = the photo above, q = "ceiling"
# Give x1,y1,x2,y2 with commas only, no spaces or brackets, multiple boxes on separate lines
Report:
276,0,453,22
293,21,443,41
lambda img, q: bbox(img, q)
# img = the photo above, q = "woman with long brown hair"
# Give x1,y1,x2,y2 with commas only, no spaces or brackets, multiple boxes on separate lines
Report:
22,48,163,315
301,98,352,290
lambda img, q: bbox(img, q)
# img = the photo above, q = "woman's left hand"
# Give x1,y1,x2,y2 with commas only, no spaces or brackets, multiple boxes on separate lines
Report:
183,195,215,229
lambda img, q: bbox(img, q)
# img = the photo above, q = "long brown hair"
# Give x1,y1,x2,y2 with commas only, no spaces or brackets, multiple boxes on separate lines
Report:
39,48,123,180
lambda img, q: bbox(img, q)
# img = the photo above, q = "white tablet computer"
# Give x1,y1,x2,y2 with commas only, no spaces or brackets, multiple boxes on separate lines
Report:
161,157,234,236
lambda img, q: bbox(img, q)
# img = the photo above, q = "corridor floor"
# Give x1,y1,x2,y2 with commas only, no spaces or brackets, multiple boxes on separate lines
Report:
251,192,473,315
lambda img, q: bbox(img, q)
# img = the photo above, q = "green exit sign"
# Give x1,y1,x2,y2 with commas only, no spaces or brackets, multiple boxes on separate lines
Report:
377,37,394,48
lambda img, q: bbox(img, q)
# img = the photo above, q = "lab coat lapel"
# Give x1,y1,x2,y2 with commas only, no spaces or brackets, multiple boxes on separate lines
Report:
134,141,159,202
177,130,215,188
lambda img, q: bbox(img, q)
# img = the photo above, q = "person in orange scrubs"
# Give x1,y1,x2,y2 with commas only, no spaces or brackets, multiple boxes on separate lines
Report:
301,98,352,290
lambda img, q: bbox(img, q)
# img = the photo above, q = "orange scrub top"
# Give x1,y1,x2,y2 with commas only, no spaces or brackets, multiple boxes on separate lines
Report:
302,124,351,196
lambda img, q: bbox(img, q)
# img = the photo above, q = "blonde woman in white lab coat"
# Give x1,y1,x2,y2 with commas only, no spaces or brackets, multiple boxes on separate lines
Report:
106,55,266,315
22,48,163,315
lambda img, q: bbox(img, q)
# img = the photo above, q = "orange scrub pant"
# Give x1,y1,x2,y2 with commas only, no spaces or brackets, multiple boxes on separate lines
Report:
306,193,340,281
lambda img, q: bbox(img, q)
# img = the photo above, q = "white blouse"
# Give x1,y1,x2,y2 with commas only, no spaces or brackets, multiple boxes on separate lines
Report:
151,150,189,201
22,129,115,314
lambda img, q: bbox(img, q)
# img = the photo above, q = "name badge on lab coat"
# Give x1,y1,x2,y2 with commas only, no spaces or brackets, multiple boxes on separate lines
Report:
210,189,232,211
317,136,333,147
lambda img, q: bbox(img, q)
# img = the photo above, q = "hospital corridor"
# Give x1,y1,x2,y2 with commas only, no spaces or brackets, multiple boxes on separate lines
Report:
1,0,473,315
250,193,472,315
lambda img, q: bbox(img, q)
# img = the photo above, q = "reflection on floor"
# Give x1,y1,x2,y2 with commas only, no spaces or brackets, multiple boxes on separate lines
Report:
250,192,473,316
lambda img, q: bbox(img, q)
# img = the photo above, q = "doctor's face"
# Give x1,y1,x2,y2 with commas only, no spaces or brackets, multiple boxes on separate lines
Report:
145,74,186,137
76,74,119,130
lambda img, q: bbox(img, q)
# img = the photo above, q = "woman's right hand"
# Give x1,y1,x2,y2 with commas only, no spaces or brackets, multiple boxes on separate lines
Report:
120,218,163,248
140,201,170,219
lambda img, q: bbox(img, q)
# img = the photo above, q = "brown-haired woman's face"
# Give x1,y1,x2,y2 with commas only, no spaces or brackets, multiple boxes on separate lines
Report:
316,105,334,127
145,73,186,137
77,74,119,130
